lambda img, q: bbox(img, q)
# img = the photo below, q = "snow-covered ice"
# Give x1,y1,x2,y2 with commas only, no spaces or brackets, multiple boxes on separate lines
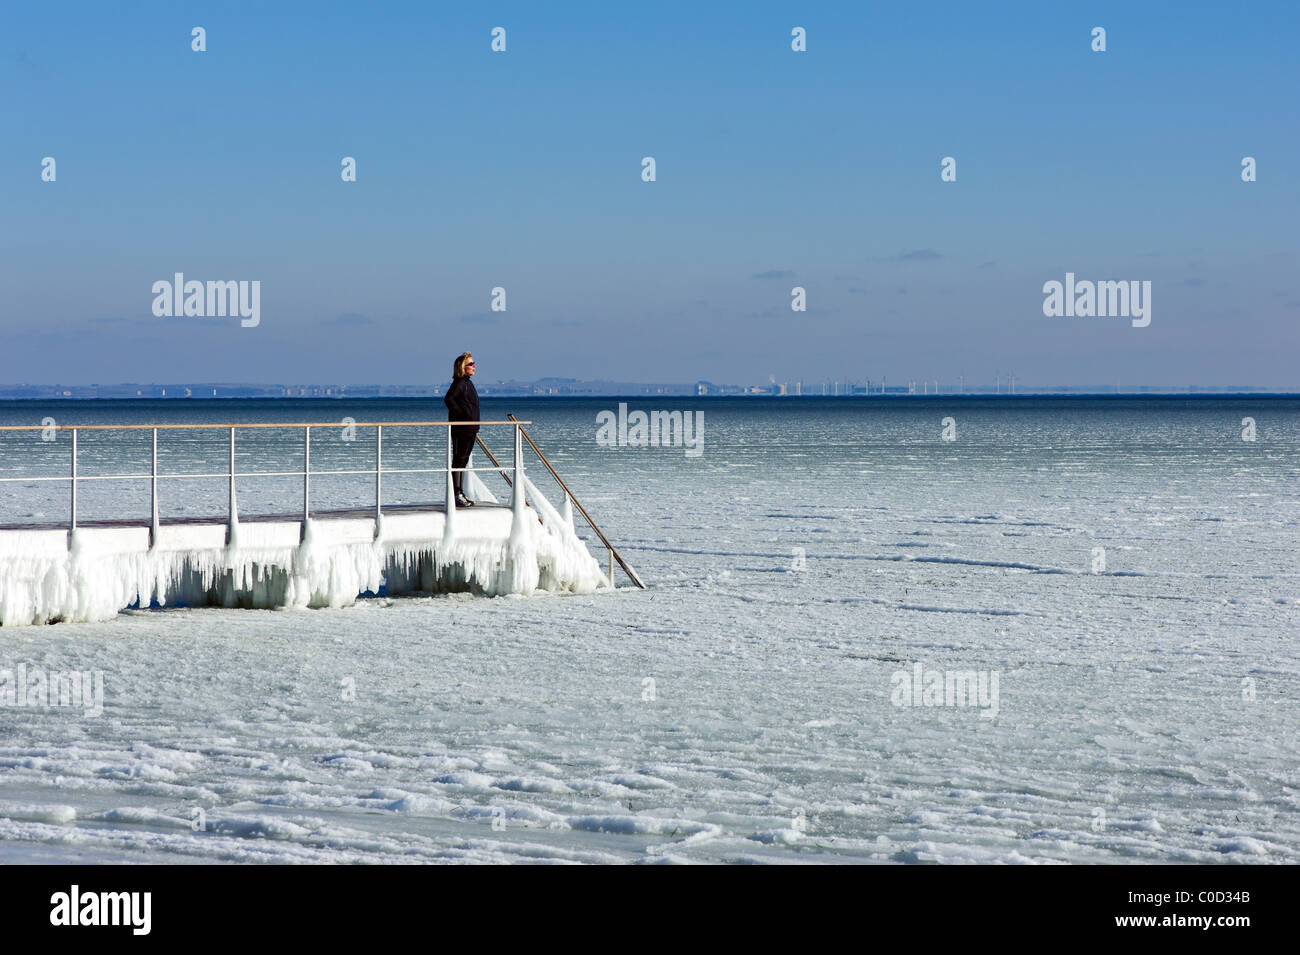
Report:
0,397,1296,863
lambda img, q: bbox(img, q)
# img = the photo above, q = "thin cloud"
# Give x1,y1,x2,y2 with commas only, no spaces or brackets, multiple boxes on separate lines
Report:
752,269,796,280
898,249,942,262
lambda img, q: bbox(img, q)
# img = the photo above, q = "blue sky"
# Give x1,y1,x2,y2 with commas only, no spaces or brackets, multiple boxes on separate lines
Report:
1,0,1296,388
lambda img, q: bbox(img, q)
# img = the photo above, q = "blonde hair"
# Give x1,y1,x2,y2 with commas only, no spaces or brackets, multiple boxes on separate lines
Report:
453,352,474,379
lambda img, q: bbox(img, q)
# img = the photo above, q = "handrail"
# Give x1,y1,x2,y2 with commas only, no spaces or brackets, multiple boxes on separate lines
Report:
506,414,645,589
0,468,503,483
0,420,529,431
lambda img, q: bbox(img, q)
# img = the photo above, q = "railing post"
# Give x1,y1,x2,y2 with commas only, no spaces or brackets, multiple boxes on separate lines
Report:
514,423,523,488
510,422,526,517
444,426,456,537
69,427,77,536
150,427,159,548
374,424,383,539
302,428,310,522
505,422,529,557
227,426,238,544
446,426,455,508
302,426,311,537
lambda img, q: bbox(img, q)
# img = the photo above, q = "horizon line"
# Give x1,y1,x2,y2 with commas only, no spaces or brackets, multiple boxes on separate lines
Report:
1,384,1297,400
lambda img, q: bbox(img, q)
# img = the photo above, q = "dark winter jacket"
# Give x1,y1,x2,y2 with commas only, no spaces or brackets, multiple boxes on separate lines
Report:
444,376,481,436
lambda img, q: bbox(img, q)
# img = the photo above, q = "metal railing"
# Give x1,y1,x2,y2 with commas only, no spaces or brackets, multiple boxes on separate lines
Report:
0,420,527,543
506,415,645,589
0,418,646,588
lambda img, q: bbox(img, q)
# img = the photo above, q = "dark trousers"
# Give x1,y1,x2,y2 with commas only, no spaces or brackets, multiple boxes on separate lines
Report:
451,431,476,499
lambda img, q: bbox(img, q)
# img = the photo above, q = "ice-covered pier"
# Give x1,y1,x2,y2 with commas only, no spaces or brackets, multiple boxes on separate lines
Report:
0,419,642,627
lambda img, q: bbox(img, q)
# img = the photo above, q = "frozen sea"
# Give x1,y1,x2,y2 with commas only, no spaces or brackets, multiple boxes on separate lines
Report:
0,395,1297,864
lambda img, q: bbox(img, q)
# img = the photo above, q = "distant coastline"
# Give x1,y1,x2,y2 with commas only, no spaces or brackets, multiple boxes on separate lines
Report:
0,381,1295,400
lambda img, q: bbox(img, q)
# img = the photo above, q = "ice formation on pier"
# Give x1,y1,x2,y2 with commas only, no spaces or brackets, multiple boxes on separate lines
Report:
0,482,609,627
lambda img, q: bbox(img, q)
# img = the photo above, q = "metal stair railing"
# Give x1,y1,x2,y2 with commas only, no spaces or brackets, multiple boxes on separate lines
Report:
503,413,645,590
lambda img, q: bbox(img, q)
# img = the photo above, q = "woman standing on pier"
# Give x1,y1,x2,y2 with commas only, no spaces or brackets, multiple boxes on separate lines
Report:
444,352,480,508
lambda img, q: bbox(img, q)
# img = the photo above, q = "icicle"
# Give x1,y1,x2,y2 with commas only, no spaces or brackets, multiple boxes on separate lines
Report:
0,504,608,627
